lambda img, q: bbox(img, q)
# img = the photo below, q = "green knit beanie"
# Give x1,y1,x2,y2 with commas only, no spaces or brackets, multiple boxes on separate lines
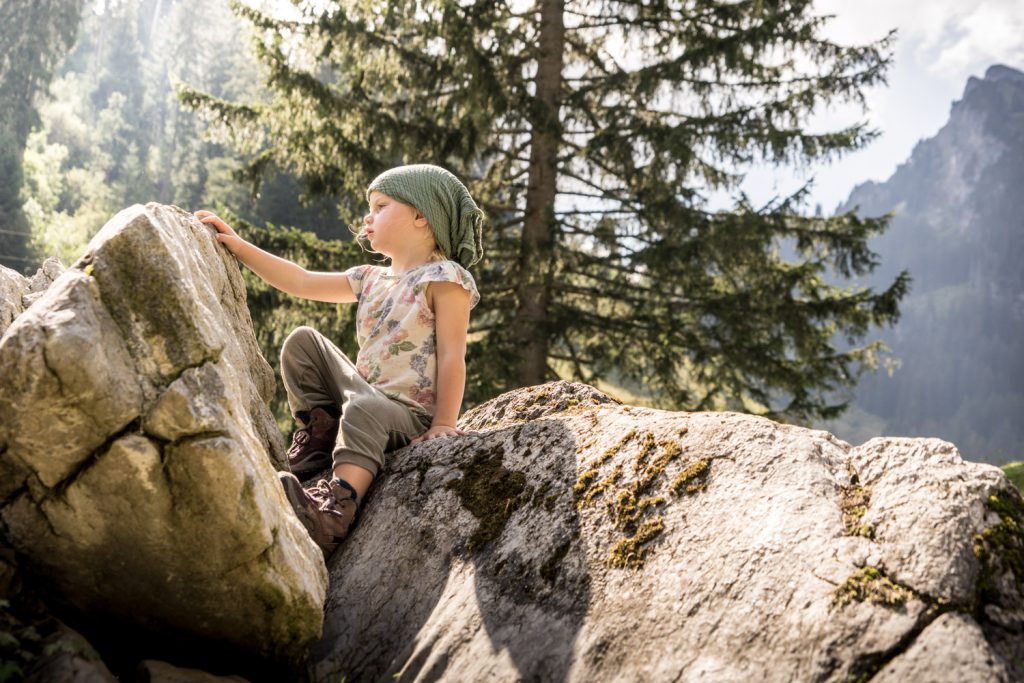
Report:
366,164,484,268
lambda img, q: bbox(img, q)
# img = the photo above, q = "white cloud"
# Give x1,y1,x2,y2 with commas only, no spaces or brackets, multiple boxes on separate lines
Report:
928,2,1024,73
815,0,1024,77
755,1,1024,212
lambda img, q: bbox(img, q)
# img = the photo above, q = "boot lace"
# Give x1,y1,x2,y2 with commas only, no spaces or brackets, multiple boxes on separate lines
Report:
286,428,311,457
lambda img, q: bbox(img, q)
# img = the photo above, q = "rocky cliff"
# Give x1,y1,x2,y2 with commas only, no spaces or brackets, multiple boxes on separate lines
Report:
833,64,1024,463
1,205,1022,682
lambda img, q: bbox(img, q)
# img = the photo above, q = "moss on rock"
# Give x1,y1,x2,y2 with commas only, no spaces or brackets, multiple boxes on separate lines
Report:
840,486,871,533
447,447,531,553
671,459,710,495
838,466,876,540
573,428,696,569
540,540,572,584
608,518,665,569
574,430,636,507
973,490,1024,605
832,567,914,609
632,431,658,471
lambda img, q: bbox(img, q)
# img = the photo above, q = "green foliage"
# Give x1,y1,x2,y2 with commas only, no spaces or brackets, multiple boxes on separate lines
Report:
0,0,83,146
1005,462,1024,494
973,491,1024,606
0,129,33,270
19,0,353,272
185,0,907,421
0,0,83,270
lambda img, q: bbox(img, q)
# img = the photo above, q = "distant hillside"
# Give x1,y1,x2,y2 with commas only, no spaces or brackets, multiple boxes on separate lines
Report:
826,65,1024,465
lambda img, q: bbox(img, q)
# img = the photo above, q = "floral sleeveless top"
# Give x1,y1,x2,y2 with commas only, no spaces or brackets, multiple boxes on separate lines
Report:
343,260,480,418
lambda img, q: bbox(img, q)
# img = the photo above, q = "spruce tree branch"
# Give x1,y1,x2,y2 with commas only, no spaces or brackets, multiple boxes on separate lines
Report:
555,208,633,216
559,307,659,333
556,331,592,382
559,169,630,200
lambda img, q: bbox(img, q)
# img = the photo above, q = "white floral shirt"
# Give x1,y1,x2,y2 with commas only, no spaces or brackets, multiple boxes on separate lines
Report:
344,260,480,417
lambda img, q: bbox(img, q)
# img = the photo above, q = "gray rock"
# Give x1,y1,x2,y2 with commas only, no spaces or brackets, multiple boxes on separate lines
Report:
5,204,1019,681
136,659,250,683
0,204,326,668
308,381,1023,682
0,257,67,338
0,263,31,337
873,612,1012,682
24,255,66,306
24,622,118,683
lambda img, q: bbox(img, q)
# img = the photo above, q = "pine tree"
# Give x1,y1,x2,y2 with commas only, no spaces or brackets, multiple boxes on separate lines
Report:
0,0,83,271
182,0,909,422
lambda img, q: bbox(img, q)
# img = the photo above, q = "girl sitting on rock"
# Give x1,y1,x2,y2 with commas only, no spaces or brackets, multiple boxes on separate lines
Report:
195,164,482,554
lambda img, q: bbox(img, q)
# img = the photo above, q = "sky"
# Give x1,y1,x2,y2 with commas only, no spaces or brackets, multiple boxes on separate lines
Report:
737,0,1024,214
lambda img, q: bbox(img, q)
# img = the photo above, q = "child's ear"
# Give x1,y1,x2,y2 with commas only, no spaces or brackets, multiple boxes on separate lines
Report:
414,212,429,228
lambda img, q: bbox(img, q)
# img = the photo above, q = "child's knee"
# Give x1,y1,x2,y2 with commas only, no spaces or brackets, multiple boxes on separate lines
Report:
280,325,319,361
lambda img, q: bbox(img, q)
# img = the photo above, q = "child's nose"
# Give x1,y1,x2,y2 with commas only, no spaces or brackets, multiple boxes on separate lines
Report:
363,213,372,224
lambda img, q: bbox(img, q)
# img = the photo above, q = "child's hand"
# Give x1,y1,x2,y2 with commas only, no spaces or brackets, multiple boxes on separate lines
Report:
410,424,466,444
194,210,243,253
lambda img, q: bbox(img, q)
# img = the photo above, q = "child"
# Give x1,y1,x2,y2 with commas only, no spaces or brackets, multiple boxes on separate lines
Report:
195,164,482,555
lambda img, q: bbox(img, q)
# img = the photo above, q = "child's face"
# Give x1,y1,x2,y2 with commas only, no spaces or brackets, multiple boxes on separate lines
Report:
362,191,428,256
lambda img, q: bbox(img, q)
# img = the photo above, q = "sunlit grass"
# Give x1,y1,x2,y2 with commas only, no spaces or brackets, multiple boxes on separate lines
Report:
1003,461,1024,493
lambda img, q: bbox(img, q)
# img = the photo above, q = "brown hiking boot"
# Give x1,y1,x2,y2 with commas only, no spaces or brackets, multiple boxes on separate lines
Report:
279,472,358,555
286,406,339,479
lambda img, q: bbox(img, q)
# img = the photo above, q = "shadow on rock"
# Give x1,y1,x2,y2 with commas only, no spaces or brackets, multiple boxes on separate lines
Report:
308,392,598,682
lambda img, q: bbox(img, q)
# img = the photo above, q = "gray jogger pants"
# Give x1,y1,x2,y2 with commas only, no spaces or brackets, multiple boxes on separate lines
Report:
279,326,429,476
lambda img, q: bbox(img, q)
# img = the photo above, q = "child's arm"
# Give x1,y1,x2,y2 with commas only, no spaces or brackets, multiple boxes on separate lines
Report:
195,210,356,303
411,281,472,443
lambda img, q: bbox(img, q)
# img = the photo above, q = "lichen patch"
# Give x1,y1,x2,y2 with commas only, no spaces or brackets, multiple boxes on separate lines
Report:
573,430,636,507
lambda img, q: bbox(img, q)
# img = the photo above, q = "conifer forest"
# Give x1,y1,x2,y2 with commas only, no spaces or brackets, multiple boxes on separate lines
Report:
18,0,997,458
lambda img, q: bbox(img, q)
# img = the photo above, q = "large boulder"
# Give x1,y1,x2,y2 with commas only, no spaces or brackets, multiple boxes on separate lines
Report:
0,204,326,672
309,381,1024,682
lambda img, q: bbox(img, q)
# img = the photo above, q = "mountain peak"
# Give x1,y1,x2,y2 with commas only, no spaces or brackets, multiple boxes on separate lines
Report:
834,64,1024,467
964,64,1024,99
983,64,1024,83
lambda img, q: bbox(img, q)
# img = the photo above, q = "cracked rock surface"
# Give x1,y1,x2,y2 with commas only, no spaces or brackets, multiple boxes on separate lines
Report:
0,204,327,669
310,381,1023,682
0,257,65,338
0,263,28,336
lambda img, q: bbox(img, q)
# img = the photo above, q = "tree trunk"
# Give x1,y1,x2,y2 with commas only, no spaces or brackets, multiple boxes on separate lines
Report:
512,0,564,388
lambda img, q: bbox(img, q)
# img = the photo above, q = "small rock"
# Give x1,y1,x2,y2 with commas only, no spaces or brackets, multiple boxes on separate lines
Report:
136,660,250,683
